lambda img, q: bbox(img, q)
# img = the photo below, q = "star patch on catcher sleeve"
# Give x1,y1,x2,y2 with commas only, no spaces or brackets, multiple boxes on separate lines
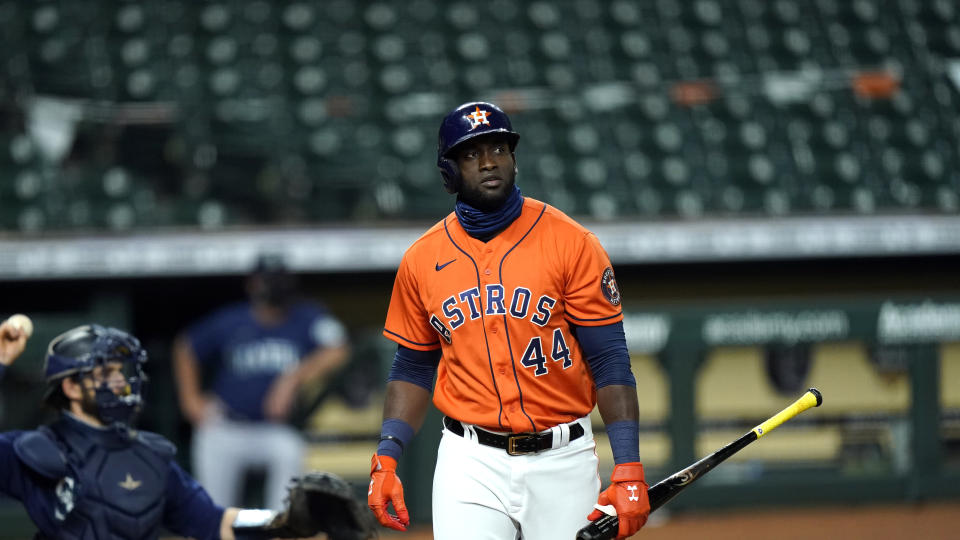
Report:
600,267,622,306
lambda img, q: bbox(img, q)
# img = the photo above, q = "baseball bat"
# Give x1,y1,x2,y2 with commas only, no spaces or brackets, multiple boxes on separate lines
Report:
576,387,823,540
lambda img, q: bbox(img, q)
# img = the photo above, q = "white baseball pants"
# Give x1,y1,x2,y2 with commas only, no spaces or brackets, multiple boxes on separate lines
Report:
432,416,600,540
192,415,305,510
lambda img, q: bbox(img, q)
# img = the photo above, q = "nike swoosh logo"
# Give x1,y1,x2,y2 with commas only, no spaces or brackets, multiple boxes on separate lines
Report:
435,259,456,271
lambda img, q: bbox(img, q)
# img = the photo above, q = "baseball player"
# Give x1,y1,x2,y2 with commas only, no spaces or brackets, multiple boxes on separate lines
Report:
0,323,247,538
173,253,351,510
367,102,650,539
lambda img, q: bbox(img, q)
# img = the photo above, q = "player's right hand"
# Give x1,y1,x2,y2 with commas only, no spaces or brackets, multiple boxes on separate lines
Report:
263,371,299,421
0,321,28,367
368,453,409,531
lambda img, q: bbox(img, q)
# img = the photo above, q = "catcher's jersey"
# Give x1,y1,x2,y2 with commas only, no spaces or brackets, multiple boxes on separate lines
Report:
384,197,623,432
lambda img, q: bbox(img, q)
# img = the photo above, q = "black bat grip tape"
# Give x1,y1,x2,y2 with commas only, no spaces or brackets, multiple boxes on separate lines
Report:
576,513,619,540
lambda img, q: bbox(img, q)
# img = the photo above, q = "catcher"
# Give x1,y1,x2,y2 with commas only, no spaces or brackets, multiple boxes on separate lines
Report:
0,321,375,540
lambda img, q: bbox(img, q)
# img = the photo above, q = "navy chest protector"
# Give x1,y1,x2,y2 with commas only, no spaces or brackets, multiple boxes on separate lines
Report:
14,417,175,540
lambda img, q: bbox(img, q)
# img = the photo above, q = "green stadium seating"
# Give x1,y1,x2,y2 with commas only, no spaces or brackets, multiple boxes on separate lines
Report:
0,0,958,231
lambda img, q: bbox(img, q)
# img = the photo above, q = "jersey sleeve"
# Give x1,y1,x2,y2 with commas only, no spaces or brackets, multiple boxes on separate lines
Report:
162,461,225,540
383,253,441,350
563,232,624,326
307,308,348,350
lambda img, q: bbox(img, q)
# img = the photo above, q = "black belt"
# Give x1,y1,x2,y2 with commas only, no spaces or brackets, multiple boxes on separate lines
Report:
443,416,584,456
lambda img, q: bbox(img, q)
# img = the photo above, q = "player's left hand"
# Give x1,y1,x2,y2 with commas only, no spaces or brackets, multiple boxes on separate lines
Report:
587,462,650,539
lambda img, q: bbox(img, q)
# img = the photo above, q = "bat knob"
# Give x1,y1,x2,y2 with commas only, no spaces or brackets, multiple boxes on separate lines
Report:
576,514,619,540
808,387,823,407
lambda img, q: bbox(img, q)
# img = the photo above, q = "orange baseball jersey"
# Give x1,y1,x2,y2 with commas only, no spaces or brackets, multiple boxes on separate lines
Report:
383,197,624,432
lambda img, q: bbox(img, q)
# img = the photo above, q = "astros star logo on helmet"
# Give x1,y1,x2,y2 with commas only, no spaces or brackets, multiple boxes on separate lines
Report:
465,106,491,130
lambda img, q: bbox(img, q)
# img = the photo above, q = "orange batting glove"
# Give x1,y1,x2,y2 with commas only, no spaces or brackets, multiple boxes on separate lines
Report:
587,462,650,539
368,453,409,531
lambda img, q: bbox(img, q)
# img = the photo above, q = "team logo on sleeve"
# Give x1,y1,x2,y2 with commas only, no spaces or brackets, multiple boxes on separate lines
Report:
600,267,621,306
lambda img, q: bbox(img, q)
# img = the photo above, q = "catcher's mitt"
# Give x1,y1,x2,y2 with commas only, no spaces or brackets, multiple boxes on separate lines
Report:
266,471,378,540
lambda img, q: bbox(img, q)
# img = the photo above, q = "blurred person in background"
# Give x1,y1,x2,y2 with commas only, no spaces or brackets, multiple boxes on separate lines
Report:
173,253,351,510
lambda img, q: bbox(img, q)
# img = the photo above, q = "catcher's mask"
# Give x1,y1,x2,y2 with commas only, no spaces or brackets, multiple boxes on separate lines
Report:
44,324,148,428
437,101,520,194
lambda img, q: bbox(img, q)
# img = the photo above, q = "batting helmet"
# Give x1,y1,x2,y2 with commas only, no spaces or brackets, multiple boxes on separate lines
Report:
437,101,520,193
44,324,148,427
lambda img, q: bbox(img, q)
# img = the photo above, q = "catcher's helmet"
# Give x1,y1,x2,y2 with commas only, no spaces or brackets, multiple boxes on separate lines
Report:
44,324,148,427
437,101,520,193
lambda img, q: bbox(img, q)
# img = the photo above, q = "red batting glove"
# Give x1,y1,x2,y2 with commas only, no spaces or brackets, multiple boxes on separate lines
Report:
587,462,650,539
368,453,409,531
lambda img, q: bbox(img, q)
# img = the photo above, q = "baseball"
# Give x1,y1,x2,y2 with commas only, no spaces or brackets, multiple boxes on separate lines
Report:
7,314,33,338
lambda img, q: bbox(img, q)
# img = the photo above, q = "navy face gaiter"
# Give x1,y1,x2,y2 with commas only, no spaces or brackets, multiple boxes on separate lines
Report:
455,185,524,240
